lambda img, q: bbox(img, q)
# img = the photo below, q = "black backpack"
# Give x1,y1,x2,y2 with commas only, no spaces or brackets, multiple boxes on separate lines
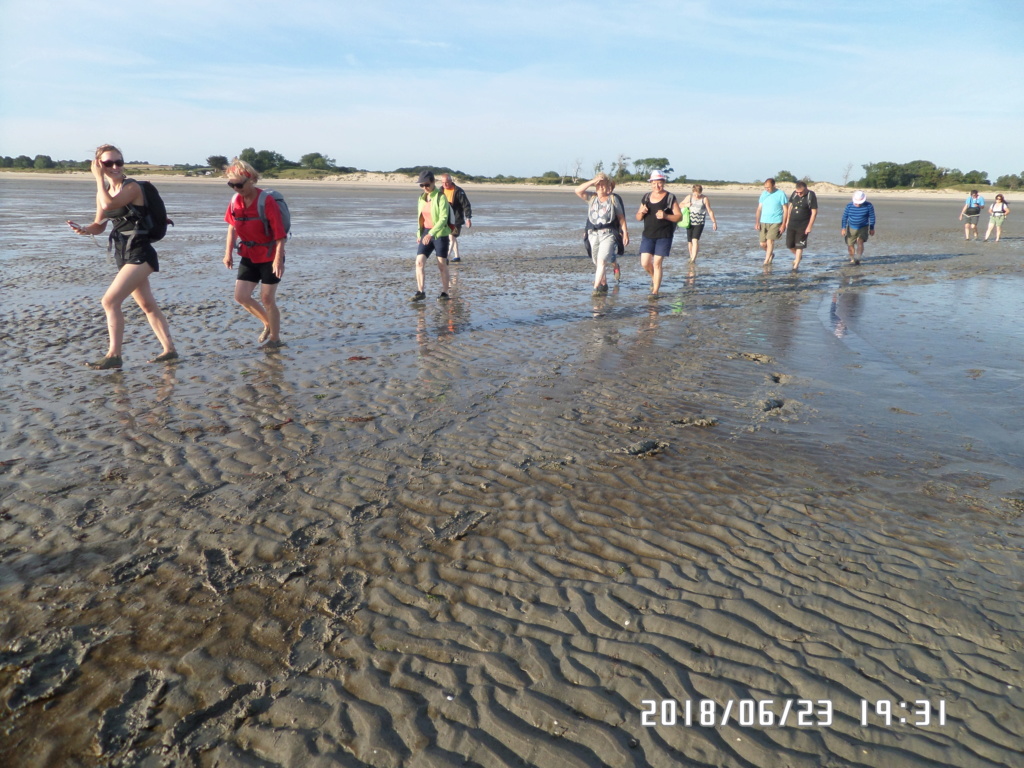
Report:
134,180,173,242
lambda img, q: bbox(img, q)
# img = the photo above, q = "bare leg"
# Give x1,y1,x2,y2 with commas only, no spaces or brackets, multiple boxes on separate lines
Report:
984,221,995,241
131,279,176,356
689,238,700,262
415,254,427,292
764,237,776,265
233,280,271,330
437,256,450,293
790,247,803,271
99,263,160,358
260,283,281,342
650,255,664,294
450,235,460,261
640,252,655,291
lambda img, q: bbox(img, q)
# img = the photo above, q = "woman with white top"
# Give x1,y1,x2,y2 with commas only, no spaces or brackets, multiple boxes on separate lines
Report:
984,194,1010,242
681,184,718,262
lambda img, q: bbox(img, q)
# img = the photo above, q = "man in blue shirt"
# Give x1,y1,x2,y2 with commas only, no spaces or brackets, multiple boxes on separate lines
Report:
959,190,985,241
841,191,877,265
755,178,790,266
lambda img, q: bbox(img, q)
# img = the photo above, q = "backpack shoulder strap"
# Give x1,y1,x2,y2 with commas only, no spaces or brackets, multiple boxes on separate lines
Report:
256,190,271,236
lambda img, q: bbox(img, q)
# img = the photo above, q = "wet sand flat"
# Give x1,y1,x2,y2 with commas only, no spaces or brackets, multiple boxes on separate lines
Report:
1,177,1023,767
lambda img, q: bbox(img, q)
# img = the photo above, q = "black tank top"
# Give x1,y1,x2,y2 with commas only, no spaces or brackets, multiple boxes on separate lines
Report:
642,192,676,239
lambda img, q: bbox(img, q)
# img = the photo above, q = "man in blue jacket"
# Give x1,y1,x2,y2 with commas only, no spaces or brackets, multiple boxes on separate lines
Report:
841,191,876,265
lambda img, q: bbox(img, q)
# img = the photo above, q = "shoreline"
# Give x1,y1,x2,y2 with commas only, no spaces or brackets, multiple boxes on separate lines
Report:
0,169,998,200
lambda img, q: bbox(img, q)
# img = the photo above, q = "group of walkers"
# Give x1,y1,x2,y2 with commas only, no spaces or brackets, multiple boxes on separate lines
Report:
67,147,477,369
580,172,1012,294
959,190,1011,242
577,171,720,296
67,144,1012,368
68,148,291,370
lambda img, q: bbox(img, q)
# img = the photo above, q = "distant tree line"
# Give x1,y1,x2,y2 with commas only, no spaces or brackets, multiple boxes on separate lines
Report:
1,154,91,170
856,160,1021,189
205,149,357,175
6,150,1021,190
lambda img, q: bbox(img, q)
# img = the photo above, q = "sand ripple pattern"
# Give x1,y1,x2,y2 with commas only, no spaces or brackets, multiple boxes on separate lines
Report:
2,180,1023,766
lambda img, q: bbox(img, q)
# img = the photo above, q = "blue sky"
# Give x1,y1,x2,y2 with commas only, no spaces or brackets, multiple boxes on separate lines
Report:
1,0,1021,183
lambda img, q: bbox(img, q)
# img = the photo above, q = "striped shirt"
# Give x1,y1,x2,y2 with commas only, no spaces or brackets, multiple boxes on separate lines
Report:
842,202,876,230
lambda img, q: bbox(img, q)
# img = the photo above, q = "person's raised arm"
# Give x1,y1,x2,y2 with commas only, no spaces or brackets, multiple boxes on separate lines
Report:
575,177,598,201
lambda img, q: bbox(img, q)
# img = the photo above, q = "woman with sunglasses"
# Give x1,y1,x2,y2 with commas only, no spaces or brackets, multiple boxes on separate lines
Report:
66,144,177,369
222,159,286,347
984,194,1010,242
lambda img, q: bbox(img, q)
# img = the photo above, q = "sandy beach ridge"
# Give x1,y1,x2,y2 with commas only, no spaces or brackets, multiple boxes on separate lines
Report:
0,169,988,200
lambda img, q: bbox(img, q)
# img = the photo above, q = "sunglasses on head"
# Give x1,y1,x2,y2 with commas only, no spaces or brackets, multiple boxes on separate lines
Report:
227,180,248,190
101,159,124,168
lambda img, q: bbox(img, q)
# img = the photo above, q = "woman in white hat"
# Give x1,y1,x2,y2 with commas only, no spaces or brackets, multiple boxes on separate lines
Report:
635,170,682,297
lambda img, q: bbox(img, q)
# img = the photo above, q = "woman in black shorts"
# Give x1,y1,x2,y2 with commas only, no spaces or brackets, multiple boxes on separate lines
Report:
222,159,287,348
67,144,177,369
681,184,718,262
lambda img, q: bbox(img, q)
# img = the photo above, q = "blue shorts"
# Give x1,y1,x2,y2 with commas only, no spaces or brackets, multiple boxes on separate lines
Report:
417,235,450,260
639,235,673,258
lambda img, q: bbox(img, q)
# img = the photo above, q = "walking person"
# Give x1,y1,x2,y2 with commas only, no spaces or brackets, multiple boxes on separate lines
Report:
680,184,717,262
841,191,876,265
960,190,985,241
786,181,818,271
635,170,682,297
413,170,452,301
576,174,629,295
440,174,472,262
66,144,177,369
222,159,287,348
755,178,789,265
984,194,1010,242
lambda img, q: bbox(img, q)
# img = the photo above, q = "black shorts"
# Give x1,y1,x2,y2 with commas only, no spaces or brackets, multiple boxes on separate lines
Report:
450,225,462,238
686,223,705,242
786,221,810,249
115,243,159,272
417,235,450,260
237,257,281,285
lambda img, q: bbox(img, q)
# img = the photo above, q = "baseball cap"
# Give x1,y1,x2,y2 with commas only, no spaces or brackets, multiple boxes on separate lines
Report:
416,170,435,185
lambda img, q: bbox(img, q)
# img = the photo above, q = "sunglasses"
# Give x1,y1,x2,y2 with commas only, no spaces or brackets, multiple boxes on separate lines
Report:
420,183,432,188
227,180,248,190
101,159,124,168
